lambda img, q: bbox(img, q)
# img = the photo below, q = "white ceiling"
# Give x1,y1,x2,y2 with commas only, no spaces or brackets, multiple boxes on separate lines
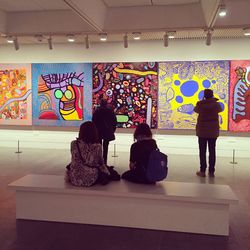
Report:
0,0,68,12
0,0,250,46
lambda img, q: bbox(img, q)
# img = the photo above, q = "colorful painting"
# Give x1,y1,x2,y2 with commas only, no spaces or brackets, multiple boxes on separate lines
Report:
229,61,250,131
0,64,32,125
32,63,92,126
93,62,158,128
158,61,229,130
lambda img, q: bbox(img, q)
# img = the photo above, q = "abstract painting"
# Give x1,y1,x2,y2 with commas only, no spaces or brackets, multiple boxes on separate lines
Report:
93,62,158,128
32,63,92,126
0,64,32,125
158,61,229,130
229,60,250,131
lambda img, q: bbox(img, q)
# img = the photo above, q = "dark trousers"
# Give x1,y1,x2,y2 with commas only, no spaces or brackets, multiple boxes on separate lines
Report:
99,139,109,164
121,169,155,184
198,137,217,174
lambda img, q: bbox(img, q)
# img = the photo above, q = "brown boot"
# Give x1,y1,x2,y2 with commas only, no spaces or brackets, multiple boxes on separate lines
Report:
196,171,206,177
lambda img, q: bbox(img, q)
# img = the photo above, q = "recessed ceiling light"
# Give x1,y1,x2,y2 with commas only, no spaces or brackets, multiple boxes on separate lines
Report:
100,33,107,41
132,32,141,40
168,31,176,39
67,34,75,42
243,28,250,36
6,36,14,43
218,5,227,17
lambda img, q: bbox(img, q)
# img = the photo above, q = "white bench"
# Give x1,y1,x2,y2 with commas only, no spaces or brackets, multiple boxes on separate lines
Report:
8,174,238,236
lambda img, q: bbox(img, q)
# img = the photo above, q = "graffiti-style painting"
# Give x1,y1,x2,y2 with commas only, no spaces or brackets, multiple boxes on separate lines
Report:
93,62,158,128
158,61,229,130
0,64,32,125
229,61,250,131
32,63,92,126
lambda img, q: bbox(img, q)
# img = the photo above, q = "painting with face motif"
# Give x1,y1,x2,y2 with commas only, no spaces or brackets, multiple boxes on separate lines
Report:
32,63,92,126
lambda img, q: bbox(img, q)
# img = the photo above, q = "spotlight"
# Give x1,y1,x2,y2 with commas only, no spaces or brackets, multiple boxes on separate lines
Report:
99,33,107,41
243,28,250,36
6,36,14,43
48,36,53,50
14,37,19,50
163,32,169,47
206,30,212,46
123,33,128,48
132,32,141,40
85,35,90,49
67,34,75,42
218,5,227,17
168,31,176,39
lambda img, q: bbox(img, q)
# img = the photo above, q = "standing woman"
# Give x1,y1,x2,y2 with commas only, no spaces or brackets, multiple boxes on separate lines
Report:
194,89,223,177
92,98,117,165
121,123,158,184
66,121,110,187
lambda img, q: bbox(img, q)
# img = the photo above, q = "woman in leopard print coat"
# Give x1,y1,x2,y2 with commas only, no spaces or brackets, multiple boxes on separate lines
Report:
66,121,110,187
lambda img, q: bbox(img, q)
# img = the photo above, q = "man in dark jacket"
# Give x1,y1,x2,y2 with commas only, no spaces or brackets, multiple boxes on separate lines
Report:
194,89,223,177
92,98,117,164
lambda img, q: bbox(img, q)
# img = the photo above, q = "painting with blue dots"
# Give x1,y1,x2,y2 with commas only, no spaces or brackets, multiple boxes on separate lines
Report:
158,61,229,130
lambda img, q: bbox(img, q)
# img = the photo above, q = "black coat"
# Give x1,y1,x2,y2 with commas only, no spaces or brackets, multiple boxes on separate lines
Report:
92,106,117,141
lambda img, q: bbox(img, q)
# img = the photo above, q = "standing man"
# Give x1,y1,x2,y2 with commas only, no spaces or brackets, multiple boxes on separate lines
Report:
92,98,117,165
194,89,222,177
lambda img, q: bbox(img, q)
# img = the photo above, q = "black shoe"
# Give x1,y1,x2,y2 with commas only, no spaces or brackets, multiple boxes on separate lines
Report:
208,172,215,178
196,171,206,177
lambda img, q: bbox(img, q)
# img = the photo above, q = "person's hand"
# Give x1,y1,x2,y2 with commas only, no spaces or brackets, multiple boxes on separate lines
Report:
129,162,136,170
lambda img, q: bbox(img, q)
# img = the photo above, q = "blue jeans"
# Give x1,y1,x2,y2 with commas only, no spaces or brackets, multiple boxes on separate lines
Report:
198,137,217,173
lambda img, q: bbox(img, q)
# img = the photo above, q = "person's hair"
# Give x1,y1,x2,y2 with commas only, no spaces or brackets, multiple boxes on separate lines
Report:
204,89,214,99
134,123,152,141
100,98,107,107
78,121,99,143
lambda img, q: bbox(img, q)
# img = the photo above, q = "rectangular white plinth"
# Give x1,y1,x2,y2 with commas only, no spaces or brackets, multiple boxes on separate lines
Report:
9,174,238,236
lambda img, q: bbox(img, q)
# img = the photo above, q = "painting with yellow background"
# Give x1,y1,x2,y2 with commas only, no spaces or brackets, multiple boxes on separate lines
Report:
158,61,229,130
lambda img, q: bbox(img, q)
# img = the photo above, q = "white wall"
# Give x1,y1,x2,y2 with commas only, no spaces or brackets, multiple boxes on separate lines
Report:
0,38,250,63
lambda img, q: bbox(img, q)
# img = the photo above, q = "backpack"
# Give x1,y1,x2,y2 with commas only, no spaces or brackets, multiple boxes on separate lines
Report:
145,149,168,182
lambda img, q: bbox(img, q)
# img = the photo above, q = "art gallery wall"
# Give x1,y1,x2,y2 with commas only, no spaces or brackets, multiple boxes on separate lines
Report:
1,38,250,133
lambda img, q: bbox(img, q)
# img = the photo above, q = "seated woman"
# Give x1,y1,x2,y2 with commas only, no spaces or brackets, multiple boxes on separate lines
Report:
121,123,158,184
66,121,110,187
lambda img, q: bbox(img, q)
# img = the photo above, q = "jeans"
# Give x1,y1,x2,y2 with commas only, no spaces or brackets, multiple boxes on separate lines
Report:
198,137,217,174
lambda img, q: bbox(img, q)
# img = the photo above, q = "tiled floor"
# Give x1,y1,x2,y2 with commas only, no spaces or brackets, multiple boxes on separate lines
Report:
0,131,250,250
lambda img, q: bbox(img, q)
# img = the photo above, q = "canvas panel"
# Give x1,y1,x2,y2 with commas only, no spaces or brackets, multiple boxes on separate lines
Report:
0,64,32,125
229,60,250,132
158,61,229,130
93,62,158,128
32,63,92,126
